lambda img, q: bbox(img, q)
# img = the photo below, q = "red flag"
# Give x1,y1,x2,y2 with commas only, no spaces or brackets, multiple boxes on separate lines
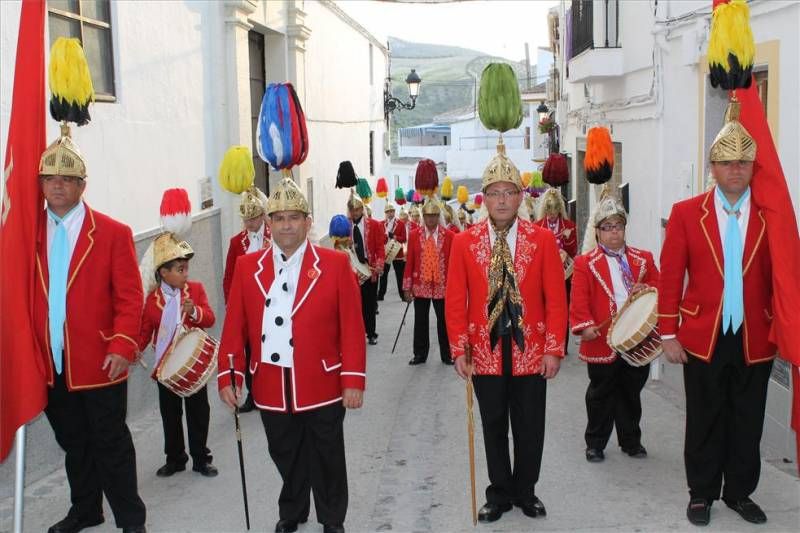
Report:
0,0,48,462
736,80,800,475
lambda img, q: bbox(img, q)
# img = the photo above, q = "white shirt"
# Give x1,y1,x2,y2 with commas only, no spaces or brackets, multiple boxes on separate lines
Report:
423,225,439,245
385,217,396,236
247,222,265,254
713,187,750,260
46,201,86,258
261,240,308,368
604,251,630,310
488,218,519,257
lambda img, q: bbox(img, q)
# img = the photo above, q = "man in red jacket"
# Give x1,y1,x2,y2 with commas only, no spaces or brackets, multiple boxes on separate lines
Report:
659,103,774,526
219,178,366,533
569,192,658,463
34,127,146,532
446,148,567,523
378,202,406,300
347,192,385,345
402,198,454,365
222,186,271,411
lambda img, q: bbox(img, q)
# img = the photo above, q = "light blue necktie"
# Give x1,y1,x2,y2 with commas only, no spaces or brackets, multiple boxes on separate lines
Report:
47,205,79,374
717,187,749,334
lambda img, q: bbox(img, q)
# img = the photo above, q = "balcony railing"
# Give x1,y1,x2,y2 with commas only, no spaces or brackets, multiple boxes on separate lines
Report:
570,0,619,60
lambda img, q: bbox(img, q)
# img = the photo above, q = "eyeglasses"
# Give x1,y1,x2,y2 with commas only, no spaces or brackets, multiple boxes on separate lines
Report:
41,175,84,185
484,190,520,200
598,223,625,232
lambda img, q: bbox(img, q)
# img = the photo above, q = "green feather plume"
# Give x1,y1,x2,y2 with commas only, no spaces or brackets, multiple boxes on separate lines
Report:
478,63,523,133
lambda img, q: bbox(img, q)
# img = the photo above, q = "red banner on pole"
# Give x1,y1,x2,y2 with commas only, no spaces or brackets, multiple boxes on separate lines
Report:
0,0,48,463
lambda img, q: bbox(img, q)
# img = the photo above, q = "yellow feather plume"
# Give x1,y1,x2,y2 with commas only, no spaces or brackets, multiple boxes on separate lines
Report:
440,176,454,200
456,185,469,205
707,0,755,89
48,38,95,125
218,146,255,194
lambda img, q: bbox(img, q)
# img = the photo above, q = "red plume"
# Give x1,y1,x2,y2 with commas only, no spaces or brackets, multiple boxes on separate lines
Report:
415,159,439,197
160,188,192,237
543,153,569,186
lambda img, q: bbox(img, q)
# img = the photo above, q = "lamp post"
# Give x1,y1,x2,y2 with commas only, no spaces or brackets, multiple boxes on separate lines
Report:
385,69,422,119
536,102,549,122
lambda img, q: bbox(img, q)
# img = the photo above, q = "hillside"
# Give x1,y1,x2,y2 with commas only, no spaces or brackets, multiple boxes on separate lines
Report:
387,37,529,155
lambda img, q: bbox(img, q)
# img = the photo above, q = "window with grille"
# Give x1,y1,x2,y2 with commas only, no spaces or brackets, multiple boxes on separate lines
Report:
48,0,115,100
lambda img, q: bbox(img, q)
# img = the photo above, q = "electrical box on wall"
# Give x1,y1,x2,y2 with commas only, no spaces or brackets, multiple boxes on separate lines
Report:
199,176,213,210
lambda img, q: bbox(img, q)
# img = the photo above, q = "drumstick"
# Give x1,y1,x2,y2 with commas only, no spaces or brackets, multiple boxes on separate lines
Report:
228,354,251,530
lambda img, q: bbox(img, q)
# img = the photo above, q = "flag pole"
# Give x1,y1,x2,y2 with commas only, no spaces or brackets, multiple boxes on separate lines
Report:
13,425,26,533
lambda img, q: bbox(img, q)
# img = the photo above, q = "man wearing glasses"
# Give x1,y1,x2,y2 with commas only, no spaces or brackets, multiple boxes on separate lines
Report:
446,148,567,523
569,191,658,464
34,126,147,533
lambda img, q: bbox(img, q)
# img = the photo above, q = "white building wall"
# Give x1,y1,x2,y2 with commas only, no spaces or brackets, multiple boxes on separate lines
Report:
446,115,535,181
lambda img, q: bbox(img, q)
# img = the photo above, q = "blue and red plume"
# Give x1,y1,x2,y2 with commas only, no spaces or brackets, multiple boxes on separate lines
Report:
257,82,309,170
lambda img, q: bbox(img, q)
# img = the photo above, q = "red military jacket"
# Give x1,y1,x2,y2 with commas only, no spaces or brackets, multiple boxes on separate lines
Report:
447,223,461,234
445,218,568,376
223,225,272,303
534,216,578,258
351,216,385,280
217,242,366,412
138,280,216,378
402,225,454,299
658,190,775,364
34,206,143,391
382,217,407,260
570,246,659,363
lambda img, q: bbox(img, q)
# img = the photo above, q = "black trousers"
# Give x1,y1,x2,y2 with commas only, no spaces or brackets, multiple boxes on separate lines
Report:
412,297,450,362
157,382,212,467
360,278,378,338
244,343,254,400
564,278,572,353
683,328,772,502
260,403,348,526
45,372,146,528
584,358,650,450
472,336,546,505
378,260,405,299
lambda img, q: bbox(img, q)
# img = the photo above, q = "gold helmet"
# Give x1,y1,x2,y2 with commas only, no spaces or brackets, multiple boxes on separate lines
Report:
39,124,87,178
153,233,194,270
384,202,396,214
457,207,467,222
346,189,364,211
267,177,309,215
537,187,567,220
709,100,757,162
398,208,409,221
239,185,267,220
481,145,522,192
421,197,442,215
592,187,627,227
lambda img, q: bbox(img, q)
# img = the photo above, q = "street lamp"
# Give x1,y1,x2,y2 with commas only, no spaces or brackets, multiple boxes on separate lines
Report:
536,102,549,122
385,69,422,118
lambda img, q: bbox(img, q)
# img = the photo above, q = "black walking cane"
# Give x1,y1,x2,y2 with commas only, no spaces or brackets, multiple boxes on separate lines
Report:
391,300,412,354
228,354,251,530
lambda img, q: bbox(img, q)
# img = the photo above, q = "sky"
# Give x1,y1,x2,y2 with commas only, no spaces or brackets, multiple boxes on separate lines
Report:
335,0,559,62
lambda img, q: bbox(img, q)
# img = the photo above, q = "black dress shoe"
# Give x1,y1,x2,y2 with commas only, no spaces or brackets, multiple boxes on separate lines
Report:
275,519,299,533
368,337,378,345
686,498,711,526
156,463,186,477
622,444,648,458
516,496,547,518
239,395,256,413
477,502,512,523
585,448,605,462
442,359,454,365
48,515,104,533
323,525,345,533
192,463,218,477
724,497,767,524
408,357,426,365
122,527,146,533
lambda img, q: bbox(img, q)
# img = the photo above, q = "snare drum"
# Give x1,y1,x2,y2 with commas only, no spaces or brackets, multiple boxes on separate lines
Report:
607,287,662,367
157,328,219,397
347,249,372,285
385,239,402,264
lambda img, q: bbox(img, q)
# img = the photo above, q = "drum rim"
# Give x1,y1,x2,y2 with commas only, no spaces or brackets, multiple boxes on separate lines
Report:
158,328,219,397
607,287,659,351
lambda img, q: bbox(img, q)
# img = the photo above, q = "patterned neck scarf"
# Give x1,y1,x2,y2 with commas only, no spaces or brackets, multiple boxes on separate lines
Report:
420,231,440,284
155,282,181,366
487,224,524,351
599,244,634,293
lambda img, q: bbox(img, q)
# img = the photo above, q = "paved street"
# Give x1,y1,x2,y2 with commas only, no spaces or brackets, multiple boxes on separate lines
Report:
1,283,799,533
